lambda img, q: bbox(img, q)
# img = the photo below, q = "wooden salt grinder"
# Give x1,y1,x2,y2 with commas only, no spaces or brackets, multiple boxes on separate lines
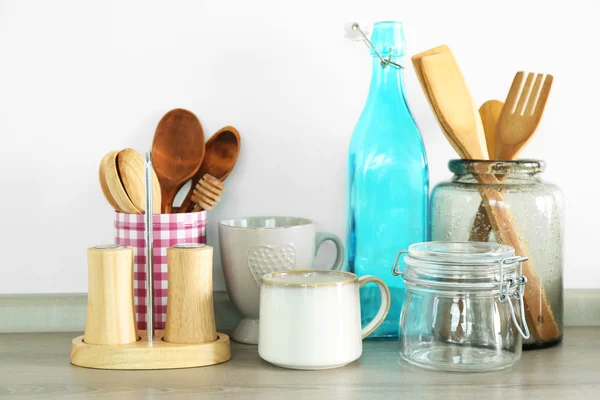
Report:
164,244,217,344
84,245,138,345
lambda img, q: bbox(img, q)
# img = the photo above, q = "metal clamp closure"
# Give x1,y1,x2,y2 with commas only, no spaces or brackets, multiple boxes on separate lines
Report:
498,256,530,340
349,23,404,69
391,250,409,276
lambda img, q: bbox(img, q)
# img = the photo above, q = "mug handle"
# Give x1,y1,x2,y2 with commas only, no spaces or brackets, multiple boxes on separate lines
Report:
358,276,391,339
315,232,344,271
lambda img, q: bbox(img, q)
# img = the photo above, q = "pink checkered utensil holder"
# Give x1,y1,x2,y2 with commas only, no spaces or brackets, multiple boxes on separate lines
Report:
114,211,207,330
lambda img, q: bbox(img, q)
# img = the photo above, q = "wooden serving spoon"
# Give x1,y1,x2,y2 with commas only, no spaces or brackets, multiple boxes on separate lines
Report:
179,126,241,213
99,151,123,212
117,148,162,214
479,100,504,159
152,109,205,213
413,46,559,341
99,150,141,214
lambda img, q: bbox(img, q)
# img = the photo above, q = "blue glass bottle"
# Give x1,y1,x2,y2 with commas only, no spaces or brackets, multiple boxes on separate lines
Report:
346,21,429,338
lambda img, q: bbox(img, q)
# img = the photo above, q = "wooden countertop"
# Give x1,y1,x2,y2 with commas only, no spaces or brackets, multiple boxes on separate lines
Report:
0,327,597,399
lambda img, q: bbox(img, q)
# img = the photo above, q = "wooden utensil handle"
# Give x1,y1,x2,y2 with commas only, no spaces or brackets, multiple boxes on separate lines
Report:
475,174,559,341
469,173,507,242
468,201,493,242
179,188,195,213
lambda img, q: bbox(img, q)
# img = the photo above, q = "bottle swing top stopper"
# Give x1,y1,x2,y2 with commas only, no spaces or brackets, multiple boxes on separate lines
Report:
343,21,403,69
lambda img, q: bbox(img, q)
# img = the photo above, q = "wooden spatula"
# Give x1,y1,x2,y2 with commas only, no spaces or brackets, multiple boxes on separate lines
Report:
412,45,466,158
469,101,503,242
412,46,559,342
416,50,489,159
497,72,553,160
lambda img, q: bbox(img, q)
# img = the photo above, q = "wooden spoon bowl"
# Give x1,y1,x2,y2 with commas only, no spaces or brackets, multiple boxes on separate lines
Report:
100,150,142,214
152,109,205,213
180,126,240,213
99,150,122,212
117,148,162,214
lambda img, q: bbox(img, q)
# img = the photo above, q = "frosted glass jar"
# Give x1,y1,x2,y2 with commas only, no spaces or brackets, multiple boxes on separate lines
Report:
430,160,564,349
392,242,530,372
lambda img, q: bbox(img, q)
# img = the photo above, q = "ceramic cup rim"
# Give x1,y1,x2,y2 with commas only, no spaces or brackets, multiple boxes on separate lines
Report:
219,216,314,230
261,270,357,287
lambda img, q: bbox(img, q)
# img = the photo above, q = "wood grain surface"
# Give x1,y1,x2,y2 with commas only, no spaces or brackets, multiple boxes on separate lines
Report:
84,246,137,345
0,327,598,399
71,331,230,370
165,245,217,344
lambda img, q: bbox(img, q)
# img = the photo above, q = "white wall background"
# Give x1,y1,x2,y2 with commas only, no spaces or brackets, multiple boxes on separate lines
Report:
0,0,598,293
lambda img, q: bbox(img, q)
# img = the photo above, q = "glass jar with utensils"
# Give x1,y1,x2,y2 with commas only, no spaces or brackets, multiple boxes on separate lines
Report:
392,242,531,372
430,160,564,349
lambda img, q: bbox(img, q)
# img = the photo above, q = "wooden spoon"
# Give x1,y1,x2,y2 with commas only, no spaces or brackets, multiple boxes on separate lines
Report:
179,126,241,213
496,72,553,160
99,151,122,212
412,46,559,341
152,109,205,213
479,100,504,159
117,148,162,214
100,150,142,214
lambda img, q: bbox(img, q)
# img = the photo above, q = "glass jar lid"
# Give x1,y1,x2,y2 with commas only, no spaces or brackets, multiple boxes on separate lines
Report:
392,242,526,291
407,241,515,264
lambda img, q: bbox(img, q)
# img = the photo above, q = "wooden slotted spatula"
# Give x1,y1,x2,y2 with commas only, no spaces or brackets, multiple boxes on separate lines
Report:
496,72,553,160
412,46,560,342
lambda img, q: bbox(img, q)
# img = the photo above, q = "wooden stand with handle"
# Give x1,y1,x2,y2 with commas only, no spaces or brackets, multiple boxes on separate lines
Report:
71,243,231,370
71,151,230,370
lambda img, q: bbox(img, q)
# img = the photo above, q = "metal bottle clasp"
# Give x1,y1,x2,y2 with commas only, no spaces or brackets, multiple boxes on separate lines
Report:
345,22,404,69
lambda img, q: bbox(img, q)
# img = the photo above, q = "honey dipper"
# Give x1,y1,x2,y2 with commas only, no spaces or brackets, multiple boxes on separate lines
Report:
192,174,224,211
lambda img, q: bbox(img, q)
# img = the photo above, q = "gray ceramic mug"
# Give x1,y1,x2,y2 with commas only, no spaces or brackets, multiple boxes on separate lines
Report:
219,216,344,344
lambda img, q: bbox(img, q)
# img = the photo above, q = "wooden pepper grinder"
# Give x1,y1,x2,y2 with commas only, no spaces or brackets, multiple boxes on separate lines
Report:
164,244,217,344
84,244,138,345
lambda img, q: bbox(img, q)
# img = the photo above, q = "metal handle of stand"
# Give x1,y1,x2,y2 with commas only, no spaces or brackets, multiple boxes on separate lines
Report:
144,151,154,343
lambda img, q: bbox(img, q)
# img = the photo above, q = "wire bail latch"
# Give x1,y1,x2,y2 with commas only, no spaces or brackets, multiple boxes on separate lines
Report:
498,256,530,339
345,22,403,69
